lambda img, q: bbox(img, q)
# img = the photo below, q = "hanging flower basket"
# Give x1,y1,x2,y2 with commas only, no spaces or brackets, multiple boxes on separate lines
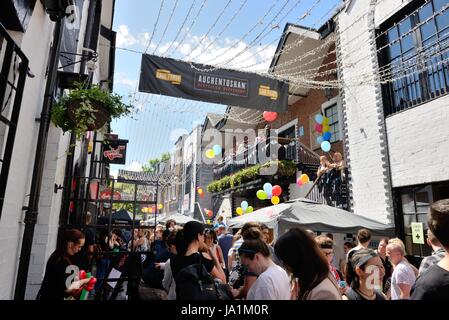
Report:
51,83,134,138
66,99,110,131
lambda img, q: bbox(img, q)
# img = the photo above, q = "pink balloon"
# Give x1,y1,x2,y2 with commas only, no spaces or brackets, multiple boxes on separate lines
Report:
296,178,304,186
263,111,278,122
315,124,323,133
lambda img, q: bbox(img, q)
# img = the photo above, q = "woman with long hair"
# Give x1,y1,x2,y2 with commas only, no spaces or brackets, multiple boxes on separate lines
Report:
205,229,225,269
170,221,226,287
37,229,91,300
274,228,342,300
238,229,291,300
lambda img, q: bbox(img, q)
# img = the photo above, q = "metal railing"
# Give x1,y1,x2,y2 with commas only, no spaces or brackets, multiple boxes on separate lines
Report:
213,137,279,179
305,168,350,210
382,29,449,116
213,137,321,180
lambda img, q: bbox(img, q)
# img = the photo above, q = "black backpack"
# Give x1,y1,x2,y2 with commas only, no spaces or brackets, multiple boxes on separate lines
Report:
174,253,232,300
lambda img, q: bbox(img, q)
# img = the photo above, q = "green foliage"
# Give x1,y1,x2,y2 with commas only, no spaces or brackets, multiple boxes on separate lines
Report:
51,82,134,138
143,152,170,173
207,160,297,193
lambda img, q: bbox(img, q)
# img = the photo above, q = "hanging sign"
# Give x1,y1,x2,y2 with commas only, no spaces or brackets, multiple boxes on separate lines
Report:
411,222,425,244
138,54,289,112
103,139,128,164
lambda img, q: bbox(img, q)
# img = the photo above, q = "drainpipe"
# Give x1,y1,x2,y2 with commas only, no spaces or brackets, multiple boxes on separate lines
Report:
14,17,64,300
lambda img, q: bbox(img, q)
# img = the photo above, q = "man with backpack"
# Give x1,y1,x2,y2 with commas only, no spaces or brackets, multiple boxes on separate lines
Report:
170,221,229,300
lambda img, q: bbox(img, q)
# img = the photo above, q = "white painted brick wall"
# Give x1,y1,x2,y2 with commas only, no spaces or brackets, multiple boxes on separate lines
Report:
386,94,449,188
0,3,54,299
337,0,448,225
25,124,72,299
0,0,99,299
337,0,400,225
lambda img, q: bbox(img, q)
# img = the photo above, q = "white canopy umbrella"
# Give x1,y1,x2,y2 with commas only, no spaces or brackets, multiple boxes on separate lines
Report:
159,213,202,226
228,198,394,237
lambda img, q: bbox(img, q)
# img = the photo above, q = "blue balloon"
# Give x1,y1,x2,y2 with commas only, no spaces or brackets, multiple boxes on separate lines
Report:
263,183,273,194
213,144,222,156
317,136,324,145
323,132,332,141
267,191,272,199
241,201,248,210
321,141,331,152
315,114,324,124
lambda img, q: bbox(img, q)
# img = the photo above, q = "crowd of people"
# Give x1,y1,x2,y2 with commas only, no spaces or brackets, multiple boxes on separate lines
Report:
37,199,449,300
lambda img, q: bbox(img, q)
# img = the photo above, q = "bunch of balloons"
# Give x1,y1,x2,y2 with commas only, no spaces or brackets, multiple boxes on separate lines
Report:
79,270,97,300
204,208,213,217
197,187,205,197
314,114,332,152
297,174,310,186
236,201,254,215
205,145,222,159
256,183,282,205
263,111,278,122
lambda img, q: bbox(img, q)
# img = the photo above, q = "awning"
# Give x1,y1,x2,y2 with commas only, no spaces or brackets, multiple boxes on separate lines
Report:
159,214,202,226
228,198,394,236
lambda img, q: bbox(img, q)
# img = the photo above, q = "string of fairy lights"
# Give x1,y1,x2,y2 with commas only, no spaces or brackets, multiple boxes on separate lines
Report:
107,0,448,170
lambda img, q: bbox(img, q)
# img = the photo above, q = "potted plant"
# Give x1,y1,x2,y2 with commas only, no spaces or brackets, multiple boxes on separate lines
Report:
51,83,134,137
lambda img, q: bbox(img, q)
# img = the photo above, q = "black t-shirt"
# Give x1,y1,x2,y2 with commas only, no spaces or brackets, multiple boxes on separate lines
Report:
37,256,73,300
411,264,449,300
379,255,393,291
170,253,215,279
85,226,96,246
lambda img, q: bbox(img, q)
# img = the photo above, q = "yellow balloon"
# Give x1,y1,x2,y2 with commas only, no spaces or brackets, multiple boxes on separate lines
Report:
206,149,215,159
323,117,330,125
236,207,243,215
300,174,310,184
271,196,280,205
323,125,331,133
158,204,163,210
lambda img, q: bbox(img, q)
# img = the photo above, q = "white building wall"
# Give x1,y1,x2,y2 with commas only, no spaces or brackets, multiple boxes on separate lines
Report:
336,0,398,225
386,94,449,188
337,0,448,225
0,0,111,299
0,3,55,300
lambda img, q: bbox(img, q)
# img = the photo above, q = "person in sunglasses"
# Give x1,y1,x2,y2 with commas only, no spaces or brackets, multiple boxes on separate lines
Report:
238,229,291,300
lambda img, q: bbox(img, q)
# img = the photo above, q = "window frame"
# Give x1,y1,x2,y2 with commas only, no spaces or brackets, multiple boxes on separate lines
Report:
379,0,449,116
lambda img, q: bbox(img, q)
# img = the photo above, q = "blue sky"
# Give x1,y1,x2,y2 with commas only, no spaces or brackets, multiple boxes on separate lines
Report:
109,0,341,175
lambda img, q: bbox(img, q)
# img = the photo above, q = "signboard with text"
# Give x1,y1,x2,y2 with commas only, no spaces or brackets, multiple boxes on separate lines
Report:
139,54,289,112
103,139,128,165
411,222,425,244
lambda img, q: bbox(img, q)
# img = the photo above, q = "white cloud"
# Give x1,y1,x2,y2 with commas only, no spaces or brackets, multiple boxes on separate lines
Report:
115,26,276,72
169,128,189,142
126,161,143,172
116,25,137,47
115,74,138,89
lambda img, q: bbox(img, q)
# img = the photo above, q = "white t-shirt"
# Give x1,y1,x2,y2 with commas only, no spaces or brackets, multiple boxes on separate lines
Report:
391,260,416,300
246,264,291,300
